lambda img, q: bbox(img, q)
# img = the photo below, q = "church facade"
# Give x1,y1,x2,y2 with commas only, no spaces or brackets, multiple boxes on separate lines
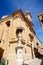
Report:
0,10,43,65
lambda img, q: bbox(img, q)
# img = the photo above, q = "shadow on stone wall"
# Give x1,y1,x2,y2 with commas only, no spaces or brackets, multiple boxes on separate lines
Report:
34,48,43,65
41,59,43,65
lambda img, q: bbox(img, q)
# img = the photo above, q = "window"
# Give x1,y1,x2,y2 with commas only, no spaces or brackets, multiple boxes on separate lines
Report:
36,43,39,46
5,21,10,27
16,27,24,35
0,40,1,43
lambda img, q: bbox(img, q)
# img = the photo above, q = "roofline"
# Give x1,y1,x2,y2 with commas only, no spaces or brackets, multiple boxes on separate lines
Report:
0,15,13,24
0,9,34,33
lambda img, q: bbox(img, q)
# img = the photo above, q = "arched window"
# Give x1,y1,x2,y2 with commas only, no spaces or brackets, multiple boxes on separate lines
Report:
0,40,1,43
16,27,24,36
5,21,10,27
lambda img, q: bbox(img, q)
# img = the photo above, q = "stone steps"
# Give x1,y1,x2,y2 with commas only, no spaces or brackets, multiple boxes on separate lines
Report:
29,58,42,65
24,58,42,65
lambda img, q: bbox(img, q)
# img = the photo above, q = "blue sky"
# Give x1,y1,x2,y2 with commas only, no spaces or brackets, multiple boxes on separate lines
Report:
0,0,43,44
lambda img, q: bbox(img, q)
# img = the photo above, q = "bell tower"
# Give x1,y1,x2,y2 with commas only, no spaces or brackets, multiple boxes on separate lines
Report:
25,10,32,22
38,13,43,29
